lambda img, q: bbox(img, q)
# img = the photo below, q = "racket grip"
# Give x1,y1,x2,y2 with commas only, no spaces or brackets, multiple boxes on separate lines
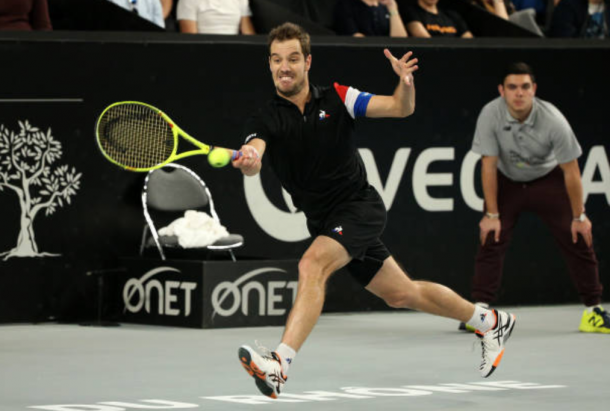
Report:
231,150,243,161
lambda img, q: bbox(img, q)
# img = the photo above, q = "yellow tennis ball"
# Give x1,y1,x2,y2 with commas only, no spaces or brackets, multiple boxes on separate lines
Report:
208,148,231,168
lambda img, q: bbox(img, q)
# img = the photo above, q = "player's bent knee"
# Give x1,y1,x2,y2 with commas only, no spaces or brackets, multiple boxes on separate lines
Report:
298,255,317,275
298,256,330,284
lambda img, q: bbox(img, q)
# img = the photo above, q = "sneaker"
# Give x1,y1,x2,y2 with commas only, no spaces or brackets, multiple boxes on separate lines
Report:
238,345,287,398
476,309,516,378
458,321,476,332
579,307,610,334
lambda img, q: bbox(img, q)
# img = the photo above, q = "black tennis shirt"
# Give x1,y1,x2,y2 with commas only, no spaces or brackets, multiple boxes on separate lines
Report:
244,84,371,222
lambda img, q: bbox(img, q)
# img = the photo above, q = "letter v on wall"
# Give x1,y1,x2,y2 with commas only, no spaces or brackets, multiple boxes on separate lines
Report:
359,148,411,211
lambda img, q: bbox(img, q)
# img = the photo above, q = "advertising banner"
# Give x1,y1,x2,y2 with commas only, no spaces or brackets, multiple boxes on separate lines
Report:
119,258,299,328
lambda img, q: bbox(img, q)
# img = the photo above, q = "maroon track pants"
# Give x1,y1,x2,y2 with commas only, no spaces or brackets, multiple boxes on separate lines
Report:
473,167,602,306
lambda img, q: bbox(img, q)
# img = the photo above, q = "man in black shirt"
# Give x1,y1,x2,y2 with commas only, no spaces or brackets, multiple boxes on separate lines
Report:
234,22,514,399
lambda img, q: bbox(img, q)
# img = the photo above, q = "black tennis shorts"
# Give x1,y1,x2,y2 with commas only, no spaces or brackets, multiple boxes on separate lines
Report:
306,186,391,286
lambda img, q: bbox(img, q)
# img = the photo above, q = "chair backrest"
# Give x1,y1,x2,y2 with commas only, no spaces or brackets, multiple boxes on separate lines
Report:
143,163,219,221
140,163,241,261
509,8,545,36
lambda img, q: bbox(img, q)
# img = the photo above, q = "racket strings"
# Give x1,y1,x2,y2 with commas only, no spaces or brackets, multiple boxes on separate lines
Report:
98,103,174,169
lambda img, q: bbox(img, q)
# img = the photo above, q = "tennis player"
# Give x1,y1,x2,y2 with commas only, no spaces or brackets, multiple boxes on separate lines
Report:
232,22,516,398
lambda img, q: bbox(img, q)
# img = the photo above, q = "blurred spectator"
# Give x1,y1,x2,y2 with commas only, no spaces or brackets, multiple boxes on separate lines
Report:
0,0,52,31
106,0,165,28
162,0,178,31
471,0,515,19
406,0,473,37
512,0,548,23
472,0,544,35
177,0,255,34
161,0,173,19
550,0,609,37
333,0,408,37
512,0,547,14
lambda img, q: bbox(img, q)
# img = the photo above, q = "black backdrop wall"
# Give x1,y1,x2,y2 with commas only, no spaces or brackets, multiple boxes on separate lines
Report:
0,33,608,323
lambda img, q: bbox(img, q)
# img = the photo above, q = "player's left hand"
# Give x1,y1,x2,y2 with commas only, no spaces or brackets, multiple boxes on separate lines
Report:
384,49,419,86
571,217,593,247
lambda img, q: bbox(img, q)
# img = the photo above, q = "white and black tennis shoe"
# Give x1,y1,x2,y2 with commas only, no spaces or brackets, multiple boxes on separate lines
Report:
476,309,516,378
238,345,287,398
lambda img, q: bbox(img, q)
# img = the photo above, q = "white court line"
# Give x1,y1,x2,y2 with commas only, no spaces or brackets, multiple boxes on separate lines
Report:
0,98,84,103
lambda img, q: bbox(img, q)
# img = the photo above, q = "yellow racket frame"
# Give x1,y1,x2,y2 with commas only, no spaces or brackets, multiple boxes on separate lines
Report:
96,101,214,172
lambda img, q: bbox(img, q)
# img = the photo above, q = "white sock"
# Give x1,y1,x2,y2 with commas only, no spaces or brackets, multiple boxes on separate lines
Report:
467,303,495,333
275,343,296,374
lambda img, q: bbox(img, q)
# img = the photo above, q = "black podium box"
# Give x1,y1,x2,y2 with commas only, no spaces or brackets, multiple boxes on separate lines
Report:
118,258,298,328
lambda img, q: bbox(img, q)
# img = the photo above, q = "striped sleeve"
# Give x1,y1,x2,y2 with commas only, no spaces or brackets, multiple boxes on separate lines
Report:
333,82,375,119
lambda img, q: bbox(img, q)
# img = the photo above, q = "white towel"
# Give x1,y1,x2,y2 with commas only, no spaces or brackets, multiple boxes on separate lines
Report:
158,210,229,248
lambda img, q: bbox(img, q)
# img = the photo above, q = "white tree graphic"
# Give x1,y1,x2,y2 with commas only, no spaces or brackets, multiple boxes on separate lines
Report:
0,120,82,261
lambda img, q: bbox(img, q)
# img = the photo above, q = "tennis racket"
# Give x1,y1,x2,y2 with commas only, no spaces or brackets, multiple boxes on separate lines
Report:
95,101,241,172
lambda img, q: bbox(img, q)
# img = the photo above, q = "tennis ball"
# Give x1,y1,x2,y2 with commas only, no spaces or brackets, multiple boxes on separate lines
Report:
208,148,231,168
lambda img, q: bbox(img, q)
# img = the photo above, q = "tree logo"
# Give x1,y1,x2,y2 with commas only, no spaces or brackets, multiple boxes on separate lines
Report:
0,121,82,261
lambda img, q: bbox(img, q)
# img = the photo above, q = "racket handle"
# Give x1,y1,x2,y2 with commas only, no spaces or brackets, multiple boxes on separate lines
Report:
231,150,243,161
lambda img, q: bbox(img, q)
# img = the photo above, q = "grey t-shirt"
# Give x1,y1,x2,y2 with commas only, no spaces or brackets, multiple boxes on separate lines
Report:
471,96,582,182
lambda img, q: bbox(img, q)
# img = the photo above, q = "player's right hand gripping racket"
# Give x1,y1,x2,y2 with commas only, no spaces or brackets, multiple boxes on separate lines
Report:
95,101,241,172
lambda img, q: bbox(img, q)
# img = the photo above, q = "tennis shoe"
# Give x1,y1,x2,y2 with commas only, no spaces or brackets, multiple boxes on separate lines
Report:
476,309,516,378
238,345,287,398
579,307,610,334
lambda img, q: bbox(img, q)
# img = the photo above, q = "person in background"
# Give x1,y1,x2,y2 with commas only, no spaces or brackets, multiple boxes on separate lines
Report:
511,0,557,16
461,62,608,334
472,0,544,35
177,0,255,35
333,0,408,37
406,0,473,37
161,0,177,30
517,0,568,27
0,0,52,31
471,0,515,19
106,0,165,28
161,0,173,19
550,0,609,38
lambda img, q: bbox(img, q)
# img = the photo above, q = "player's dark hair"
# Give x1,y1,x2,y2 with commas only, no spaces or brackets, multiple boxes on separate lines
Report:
268,22,311,57
501,62,536,85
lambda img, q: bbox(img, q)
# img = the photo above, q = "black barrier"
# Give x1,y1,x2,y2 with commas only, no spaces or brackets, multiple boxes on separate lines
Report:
0,33,608,323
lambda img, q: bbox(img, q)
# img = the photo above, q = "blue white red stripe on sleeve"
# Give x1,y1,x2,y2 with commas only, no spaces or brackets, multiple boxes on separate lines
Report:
334,82,374,119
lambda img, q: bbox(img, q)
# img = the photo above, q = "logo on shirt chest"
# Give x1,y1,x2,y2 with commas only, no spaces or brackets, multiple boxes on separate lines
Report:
319,110,331,120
